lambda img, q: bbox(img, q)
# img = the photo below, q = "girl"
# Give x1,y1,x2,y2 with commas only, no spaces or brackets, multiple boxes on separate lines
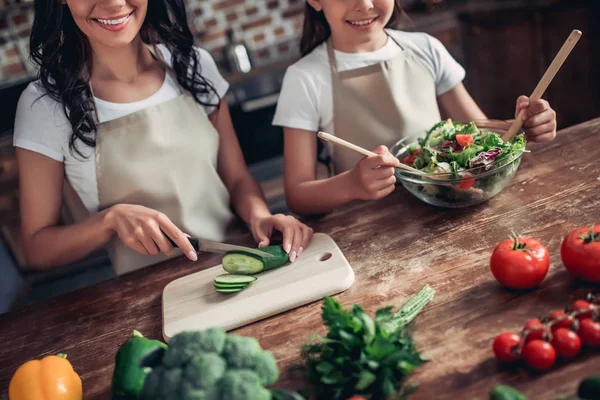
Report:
13,0,313,274
273,0,558,215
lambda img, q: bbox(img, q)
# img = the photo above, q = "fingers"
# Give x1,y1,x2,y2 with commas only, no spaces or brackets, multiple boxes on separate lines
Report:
299,225,314,256
376,184,396,199
289,228,303,262
133,226,160,255
525,122,557,142
515,95,530,118
156,213,197,261
251,221,271,248
364,145,400,169
122,236,149,256
371,166,396,181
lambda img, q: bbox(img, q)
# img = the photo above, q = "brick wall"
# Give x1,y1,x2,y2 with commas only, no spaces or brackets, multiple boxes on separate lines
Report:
0,0,305,85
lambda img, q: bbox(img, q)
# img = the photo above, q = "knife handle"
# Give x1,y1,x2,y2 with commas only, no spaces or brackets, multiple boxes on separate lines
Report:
164,234,199,251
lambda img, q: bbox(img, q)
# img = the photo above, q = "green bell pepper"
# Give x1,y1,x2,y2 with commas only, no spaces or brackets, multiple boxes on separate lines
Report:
112,330,168,399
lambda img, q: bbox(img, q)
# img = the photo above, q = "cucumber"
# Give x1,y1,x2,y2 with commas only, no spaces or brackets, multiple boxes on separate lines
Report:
214,282,248,290
578,376,600,399
214,274,257,285
215,286,245,294
222,245,289,275
489,385,526,400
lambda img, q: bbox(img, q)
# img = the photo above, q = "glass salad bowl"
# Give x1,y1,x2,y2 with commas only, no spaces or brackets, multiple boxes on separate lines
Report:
390,119,526,208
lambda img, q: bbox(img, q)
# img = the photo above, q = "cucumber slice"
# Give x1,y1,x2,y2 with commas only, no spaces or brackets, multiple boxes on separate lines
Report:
214,274,257,285
214,282,247,289
216,286,245,294
222,245,289,275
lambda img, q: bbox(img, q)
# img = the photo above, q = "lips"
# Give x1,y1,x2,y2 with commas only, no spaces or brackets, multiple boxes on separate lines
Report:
91,11,134,32
346,16,379,30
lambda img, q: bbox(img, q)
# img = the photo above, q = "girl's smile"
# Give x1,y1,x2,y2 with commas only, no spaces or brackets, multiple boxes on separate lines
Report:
346,15,380,31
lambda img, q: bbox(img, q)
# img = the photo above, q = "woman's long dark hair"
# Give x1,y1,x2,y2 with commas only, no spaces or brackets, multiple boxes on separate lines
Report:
29,0,220,158
300,0,404,56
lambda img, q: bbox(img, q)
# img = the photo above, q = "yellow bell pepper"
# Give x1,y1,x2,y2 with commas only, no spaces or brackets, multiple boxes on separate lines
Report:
9,353,82,400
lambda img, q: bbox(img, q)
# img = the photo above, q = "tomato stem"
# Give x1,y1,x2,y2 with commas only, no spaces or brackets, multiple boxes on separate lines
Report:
509,232,528,251
578,224,599,244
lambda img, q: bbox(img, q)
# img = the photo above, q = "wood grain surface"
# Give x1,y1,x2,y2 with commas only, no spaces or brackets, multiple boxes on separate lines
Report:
0,118,599,400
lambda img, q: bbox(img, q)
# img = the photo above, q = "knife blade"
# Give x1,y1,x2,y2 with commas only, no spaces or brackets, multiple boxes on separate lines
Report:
166,236,274,258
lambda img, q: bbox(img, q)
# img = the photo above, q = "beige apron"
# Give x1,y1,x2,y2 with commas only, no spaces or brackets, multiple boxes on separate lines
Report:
88,46,235,275
327,32,442,173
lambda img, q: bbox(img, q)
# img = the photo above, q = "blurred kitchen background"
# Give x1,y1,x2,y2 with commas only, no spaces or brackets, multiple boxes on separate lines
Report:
0,0,599,313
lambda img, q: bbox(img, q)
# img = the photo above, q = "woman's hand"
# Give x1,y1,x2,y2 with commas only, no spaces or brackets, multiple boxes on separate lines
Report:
515,96,557,142
348,145,400,201
104,204,198,261
250,213,314,262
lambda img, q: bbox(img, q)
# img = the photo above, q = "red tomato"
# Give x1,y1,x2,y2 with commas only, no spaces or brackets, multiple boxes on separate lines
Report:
523,319,546,342
493,332,521,362
561,225,600,282
578,319,600,347
551,328,581,358
347,397,367,400
490,237,550,290
572,300,593,320
522,340,556,371
456,134,474,147
403,150,420,165
459,175,475,190
547,310,575,331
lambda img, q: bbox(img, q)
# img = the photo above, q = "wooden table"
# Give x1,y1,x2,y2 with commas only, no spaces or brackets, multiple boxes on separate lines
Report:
1,119,599,399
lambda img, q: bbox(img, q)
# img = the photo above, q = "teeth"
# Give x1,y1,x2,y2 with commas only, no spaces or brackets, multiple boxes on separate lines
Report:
349,18,375,26
97,15,129,25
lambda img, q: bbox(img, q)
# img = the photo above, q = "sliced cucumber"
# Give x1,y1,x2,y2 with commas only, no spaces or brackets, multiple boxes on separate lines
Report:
214,274,257,285
214,282,247,289
215,286,245,294
222,245,289,275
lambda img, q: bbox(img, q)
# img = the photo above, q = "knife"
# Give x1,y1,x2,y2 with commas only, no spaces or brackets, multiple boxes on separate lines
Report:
165,235,274,258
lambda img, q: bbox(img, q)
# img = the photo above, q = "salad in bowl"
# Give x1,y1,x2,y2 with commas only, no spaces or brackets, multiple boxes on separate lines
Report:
391,119,527,208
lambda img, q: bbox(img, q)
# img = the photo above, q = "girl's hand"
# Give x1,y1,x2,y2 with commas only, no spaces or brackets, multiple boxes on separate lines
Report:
251,213,314,262
349,145,400,201
515,95,557,142
104,204,198,261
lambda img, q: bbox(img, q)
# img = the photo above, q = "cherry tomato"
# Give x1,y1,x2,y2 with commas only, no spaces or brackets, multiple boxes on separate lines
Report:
347,397,367,400
561,225,600,283
490,236,550,290
403,150,420,166
459,175,475,190
522,340,556,371
456,134,474,147
547,310,575,331
551,328,581,358
493,332,521,362
572,300,593,320
578,319,600,347
523,319,547,342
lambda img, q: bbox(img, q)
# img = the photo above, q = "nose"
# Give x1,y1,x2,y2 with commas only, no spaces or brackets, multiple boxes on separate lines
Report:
352,0,375,11
97,0,127,13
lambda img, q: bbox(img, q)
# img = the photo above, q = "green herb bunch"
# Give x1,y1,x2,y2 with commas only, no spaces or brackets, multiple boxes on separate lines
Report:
300,285,435,400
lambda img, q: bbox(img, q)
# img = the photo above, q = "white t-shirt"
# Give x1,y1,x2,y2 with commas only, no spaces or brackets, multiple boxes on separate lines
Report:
272,30,466,135
13,44,229,213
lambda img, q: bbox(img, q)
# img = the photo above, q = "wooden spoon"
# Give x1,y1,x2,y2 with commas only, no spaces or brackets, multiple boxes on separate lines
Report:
503,29,582,142
317,131,425,174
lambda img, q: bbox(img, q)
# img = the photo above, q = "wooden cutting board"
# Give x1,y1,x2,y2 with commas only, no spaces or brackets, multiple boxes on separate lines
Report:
162,233,355,341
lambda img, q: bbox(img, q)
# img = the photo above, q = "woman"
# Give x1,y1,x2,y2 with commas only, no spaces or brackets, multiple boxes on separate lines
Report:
13,0,313,274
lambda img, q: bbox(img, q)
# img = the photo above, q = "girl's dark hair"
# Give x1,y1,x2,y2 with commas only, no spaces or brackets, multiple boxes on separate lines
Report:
30,0,220,158
300,0,404,56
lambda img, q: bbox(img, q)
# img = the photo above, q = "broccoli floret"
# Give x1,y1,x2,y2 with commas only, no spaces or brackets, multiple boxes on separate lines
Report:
250,350,279,386
140,329,279,400
184,353,226,389
222,335,262,368
217,370,272,400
